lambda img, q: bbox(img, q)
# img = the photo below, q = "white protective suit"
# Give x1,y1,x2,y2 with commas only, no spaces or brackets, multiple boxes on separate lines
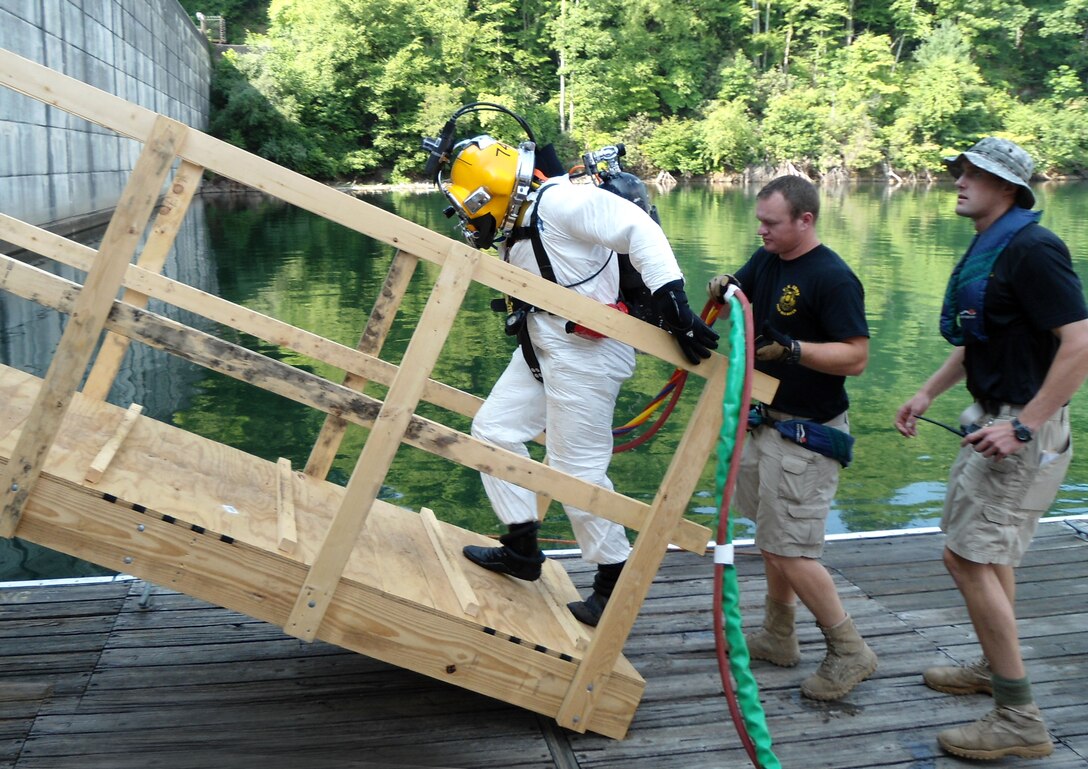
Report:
470,175,684,564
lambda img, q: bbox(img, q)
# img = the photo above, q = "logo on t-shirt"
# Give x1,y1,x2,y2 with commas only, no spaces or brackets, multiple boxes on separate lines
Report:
776,285,800,316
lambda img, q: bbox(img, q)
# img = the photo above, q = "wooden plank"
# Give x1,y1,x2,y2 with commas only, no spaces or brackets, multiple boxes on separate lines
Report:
0,214,485,424
0,49,779,396
536,457,554,520
0,115,185,537
82,160,204,401
0,255,710,553
0,682,53,702
9,474,642,738
0,370,32,443
276,458,297,554
538,559,592,652
84,403,143,484
419,507,479,618
305,250,420,479
557,355,726,734
286,247,479,642
363,501,439,610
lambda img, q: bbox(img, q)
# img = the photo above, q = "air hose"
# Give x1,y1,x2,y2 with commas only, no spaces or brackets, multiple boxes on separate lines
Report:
612,303,721,453
712,289,780,769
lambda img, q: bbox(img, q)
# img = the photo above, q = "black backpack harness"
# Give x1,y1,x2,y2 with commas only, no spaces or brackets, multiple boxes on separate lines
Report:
495,182,662,382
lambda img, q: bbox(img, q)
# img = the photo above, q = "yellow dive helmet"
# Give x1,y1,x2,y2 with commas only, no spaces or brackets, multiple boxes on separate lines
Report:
442,135,535,249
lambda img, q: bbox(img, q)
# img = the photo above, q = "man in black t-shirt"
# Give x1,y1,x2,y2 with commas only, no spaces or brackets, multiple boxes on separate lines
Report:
707,175,875,702
895,137,1088,760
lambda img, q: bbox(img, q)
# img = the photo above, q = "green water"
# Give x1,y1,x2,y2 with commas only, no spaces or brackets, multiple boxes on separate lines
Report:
3,181,1088,580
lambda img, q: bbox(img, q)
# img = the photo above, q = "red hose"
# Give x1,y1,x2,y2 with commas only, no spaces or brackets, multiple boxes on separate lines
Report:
613,372,687,452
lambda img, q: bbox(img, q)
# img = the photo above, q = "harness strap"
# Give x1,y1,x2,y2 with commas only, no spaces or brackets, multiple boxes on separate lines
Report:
506,185,557,383
504,182,613,383
513,184,612,288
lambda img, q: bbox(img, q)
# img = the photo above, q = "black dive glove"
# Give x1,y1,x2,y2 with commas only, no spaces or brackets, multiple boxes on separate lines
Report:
651,279,719,364
755,322,801,364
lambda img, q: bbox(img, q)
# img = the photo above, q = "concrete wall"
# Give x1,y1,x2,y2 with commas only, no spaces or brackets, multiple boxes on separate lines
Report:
0,0,212,227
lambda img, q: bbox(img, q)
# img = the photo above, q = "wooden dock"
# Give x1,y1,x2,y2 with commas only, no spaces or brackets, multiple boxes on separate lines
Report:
2,519,1086,768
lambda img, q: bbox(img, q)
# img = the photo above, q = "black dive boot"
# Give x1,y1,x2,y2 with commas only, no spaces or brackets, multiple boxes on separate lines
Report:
568,561,625,626
463,521,545,581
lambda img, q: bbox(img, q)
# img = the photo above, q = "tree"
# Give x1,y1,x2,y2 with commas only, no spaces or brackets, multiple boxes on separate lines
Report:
760,87,829,169
641,117,709,175
203,0,1088,180
702,100,759,171
884,21,996,173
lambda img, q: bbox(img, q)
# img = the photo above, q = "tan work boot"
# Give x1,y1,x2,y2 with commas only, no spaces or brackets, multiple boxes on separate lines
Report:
745,595,800,667
924,656,993,695
938,703,1054,760
800,614,878,700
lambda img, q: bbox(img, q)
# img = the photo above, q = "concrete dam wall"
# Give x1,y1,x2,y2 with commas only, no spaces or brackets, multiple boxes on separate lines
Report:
0,0,212,228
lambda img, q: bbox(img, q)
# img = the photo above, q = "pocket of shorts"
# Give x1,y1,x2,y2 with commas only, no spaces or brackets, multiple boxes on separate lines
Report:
779,452,813,504
786,502,825,520
981,504,1028,527
977,450,1032,508
1019,442,1071,512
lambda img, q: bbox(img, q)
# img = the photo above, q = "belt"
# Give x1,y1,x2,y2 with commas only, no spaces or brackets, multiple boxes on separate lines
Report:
761,405,848,428
977,399,1025,417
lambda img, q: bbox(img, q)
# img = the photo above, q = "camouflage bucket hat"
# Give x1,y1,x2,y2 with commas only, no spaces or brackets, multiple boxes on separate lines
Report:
944,137,1035,209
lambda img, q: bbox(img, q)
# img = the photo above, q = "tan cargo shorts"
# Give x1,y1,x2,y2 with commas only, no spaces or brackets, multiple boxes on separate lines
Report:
942,405,1072,567
735,409,848,558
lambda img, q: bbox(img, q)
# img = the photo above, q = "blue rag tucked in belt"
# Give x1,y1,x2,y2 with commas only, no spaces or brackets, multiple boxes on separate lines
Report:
748,404,855,467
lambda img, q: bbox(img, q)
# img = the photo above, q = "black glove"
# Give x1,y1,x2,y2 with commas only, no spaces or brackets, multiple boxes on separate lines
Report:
755,322,801,364
651,279,720,364
706,274,741,304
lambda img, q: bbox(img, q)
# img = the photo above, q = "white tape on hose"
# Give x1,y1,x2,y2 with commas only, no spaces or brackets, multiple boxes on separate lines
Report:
714,542,735,565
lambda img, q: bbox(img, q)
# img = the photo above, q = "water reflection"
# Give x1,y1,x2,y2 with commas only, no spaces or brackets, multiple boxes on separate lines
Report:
2,182,1087,579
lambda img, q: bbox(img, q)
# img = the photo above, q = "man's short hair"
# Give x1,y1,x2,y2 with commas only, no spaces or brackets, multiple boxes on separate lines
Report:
758,175,820,222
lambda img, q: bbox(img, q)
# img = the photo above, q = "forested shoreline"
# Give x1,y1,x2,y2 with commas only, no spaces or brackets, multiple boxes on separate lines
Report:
184,0,1088,184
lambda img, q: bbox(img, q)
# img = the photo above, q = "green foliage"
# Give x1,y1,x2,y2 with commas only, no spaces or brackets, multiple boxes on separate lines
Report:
642,117,709,176
1003,100,1088,176
884,21,999,173
209,51,338,176
761,88,830,169
205,0,1088,180
702,100,759,171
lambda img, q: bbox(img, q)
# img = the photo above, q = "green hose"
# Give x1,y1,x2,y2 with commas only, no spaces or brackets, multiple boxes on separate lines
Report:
713,292,780,769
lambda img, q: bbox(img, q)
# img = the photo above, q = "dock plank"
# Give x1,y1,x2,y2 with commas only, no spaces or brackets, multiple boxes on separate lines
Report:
2,521,1087,768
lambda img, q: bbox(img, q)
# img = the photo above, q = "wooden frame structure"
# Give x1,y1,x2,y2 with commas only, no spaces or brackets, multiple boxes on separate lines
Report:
0,49,776,738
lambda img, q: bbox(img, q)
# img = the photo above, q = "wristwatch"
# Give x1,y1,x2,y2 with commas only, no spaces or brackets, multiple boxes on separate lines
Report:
1011,417,1034,443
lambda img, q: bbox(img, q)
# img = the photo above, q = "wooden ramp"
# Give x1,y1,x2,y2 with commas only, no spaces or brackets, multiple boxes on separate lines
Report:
0,48,774,739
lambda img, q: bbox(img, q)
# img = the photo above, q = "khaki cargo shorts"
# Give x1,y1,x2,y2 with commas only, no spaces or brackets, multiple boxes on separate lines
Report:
735,409,848,558
942,405,1072,567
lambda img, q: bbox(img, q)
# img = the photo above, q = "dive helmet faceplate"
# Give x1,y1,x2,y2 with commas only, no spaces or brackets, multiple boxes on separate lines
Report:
443,135,535,249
